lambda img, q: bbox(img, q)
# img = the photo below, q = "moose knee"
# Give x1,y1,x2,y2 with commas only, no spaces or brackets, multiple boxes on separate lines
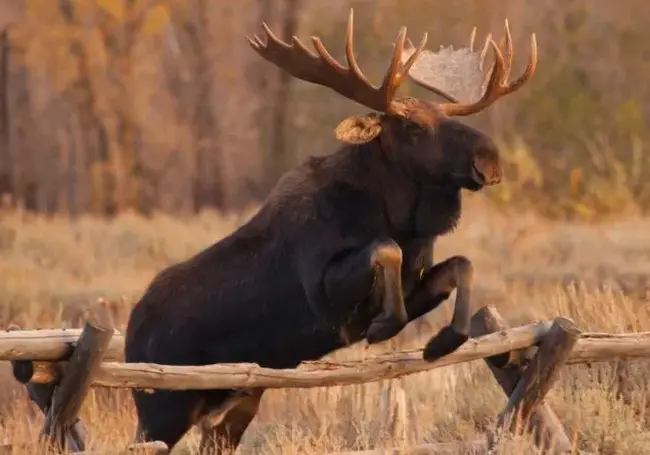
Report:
365,239,408,344
369,238,403,270
449,255,474,284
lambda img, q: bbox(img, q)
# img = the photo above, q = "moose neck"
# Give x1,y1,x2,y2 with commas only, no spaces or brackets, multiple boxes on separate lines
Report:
411,181,462,238
353,138,463,241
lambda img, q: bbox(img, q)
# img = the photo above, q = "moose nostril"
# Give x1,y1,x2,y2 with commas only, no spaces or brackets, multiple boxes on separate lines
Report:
472,163,486,182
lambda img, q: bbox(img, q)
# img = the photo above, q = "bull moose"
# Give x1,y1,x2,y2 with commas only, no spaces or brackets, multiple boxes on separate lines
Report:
124,9,537,452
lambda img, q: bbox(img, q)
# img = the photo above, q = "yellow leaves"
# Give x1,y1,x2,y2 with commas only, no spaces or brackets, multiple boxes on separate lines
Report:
613,99,644,138
565,201,595,220
499,137,544,189
94,0,170,36
22,23,80,94
18,0,171,92
569,168,583,196
7,25,35,52
97,0,126,21
141,4,170,36
25,0,63,24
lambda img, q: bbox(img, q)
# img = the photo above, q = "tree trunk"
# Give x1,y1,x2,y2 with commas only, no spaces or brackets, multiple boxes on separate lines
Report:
59,0,113,216
267,0,301,182
0,27,13,200
175,0,224,212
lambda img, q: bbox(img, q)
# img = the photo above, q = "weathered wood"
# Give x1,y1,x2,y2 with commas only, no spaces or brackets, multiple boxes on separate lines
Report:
472,307,539,369
12,359,66,385
21,319,650,391
330,439,596,455
30,360,61,384
372,381,409,448
0,327,124,361
7,322,650,389
0,442,171,455
333,439,487,454
470,306,573,454
40,302,115,452
75,441,169,455
19,379,88,450
124,441,169,454
567,331,650,364
77,320,555,390
489,316,581,451
7,324,88,450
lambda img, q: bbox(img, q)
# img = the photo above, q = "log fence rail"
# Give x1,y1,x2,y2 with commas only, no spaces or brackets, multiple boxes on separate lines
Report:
1,303,647,454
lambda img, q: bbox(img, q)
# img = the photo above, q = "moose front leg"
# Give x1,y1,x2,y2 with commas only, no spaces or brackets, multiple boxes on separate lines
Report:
401,238,435,297
403,255,475,362
323,238,407,344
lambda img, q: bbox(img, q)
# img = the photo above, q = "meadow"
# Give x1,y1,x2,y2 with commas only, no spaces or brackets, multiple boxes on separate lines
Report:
0,193,649,454
1,0,650,453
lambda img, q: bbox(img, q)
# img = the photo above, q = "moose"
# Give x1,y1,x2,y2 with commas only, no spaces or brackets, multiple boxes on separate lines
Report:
124,9,537,452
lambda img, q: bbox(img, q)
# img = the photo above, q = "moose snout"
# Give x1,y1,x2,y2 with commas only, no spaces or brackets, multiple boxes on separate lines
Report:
472,157,503,186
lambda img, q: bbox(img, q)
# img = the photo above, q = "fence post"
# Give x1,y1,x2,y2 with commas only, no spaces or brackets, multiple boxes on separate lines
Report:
39,301,115,452
487,316,580,451
471,306,577,454
8,325,88,452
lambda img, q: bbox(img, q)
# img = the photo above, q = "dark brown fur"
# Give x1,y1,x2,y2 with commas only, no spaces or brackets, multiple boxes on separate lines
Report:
125,6,542,450
125,101,503,450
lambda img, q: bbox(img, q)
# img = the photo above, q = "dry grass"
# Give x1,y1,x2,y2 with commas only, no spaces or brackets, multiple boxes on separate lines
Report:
1,194,650,454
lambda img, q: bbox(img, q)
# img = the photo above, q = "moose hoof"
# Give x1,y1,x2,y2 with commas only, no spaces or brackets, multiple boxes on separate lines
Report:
422,326,468,362
366,315,406,344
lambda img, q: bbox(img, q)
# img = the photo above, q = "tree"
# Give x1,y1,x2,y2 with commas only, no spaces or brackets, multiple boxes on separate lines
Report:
161,0,225,211
12,0,173,216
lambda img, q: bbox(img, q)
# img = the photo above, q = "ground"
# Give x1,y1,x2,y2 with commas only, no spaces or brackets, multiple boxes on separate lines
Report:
0,193,649,454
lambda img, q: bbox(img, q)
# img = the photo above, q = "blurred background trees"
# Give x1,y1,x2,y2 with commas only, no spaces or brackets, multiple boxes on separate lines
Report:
0,0,648,221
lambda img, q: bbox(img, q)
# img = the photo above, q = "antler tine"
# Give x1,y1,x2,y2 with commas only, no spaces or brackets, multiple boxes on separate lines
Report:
469,26,477,52
470,29,493,94
400,32,429,82
383,26,409,95
311,9,359,79
497,19,514,81
343,9,373,88
502,33,537,96
477,31,493,91
247,8,424,114
479,33,492,72
438,25,537,117
384,28,429,105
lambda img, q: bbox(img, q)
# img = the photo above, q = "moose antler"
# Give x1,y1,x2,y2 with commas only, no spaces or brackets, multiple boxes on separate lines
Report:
401,19,537,116
246,9,429,115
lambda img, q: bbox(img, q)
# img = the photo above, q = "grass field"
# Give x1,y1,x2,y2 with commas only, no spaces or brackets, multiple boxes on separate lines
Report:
1,193,650,454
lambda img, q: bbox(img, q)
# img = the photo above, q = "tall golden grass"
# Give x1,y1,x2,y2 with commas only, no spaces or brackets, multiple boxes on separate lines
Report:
1,194,650,454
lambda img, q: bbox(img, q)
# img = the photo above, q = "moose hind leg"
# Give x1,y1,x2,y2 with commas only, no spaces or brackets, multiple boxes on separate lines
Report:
199,389,264,454
132,389,204,450
323,238,407,344
415,255,475,362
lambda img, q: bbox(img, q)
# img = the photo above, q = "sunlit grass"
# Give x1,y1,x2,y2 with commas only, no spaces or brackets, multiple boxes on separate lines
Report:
1,199,650,454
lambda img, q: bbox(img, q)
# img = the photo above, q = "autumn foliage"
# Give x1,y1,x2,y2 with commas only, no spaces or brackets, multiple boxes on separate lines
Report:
1,0,649,220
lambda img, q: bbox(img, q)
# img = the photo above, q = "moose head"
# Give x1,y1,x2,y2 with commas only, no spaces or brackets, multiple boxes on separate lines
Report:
247,9,537,193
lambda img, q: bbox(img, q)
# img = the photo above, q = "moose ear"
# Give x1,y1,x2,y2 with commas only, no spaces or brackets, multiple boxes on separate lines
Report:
334,113,384,144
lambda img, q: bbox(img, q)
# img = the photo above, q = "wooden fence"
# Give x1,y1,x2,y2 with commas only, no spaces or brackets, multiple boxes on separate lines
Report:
1,302,649,455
